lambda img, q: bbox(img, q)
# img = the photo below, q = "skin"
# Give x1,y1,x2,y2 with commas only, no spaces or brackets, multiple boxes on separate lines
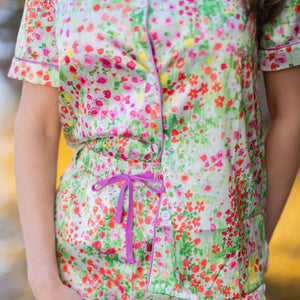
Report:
14,65,300,299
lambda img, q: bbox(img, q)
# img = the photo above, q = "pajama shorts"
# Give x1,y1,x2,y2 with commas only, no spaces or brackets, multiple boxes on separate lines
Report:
54,143,180,300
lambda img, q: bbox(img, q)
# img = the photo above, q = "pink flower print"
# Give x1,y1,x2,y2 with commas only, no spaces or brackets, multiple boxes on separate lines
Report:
238,148,245,156
134,242,141,250
96,74,108,86
122,82,133,92
215,161,223,168
164,235,174,244
188,49,197,61
100,109,108,119
78,75,90,87
84,54,96,69
107,291,117,299
162,226,172,235
72,40,80,54
227,42,238,52
42,47,51,57
131,75,142,86
64,55,70,64
100,248,106,258
99,231,106,238
98,290,104,297
103,90,111,99
99,56,112,69
123,126,132,138
129,110,137,118
113,93,123,102
118,286,126,293
216,26,226,38
228,258,238,270
33,28,43,41
112,39,122,49
216,150,224,159
113,56,122,63
94,97,104,107
210,155,217,163
277,27,284,35
141,131,150,139
127,60,136,70
210,223,216,232
92,241,102,249
107,248,117,255
96,126,106,138
133,256,141,267
109,230,119,240
137,109,147,121
90,106,100,118
145,82,152,92
225,18,236,32
109,126,119,136
130,149,141,159
216,212,222,218
109,109,117,121
275,52,287,64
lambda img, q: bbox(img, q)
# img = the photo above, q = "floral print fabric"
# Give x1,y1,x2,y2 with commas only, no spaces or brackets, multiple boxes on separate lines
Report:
7,0,300,299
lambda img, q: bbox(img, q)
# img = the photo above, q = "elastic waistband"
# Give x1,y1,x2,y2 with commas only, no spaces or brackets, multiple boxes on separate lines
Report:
73,142,163,175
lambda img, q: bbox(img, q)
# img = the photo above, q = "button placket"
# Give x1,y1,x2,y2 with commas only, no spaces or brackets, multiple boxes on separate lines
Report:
137,0,147,8
146,72,156,85
161,210,170,221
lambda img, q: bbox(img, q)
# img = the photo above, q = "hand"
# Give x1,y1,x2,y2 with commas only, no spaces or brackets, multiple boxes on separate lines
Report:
31,280,83,300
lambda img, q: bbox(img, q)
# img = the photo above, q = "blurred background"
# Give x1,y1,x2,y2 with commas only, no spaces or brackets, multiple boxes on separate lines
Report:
0,0,299,299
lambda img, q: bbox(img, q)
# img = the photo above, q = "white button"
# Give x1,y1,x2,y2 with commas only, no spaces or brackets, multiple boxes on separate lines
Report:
152,143,159,153
161,211,170,221
147,73,156,85
136,0,147,8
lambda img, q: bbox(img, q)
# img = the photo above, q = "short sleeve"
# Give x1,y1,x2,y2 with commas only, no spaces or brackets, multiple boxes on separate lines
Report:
258,0,300,71
7,0,59,87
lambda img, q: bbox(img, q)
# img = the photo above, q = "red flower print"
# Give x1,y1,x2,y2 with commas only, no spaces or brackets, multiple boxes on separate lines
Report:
199,82,208,95
179,273,186,281
176,57,185,68
184,190,193,199
215,96,225,107
178,71,186,81
189,74,198,86
212,244,220,254
188,88,199,100
191,265,200,273
183,259,189,267
212,81,221,92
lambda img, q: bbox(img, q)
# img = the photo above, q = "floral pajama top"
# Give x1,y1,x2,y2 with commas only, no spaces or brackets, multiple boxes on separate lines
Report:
7,0,300,299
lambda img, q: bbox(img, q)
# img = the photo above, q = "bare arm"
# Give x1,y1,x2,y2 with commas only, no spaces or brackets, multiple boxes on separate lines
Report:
14,81,82,300
263,65,300,244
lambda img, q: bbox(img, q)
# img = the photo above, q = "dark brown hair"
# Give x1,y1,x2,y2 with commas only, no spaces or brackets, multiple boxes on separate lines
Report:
249,0,287,40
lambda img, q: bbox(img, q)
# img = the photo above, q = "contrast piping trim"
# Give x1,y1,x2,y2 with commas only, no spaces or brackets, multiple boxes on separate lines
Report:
146,178,165,291
145,0,165,163
13,56,59,68
259,40,300,51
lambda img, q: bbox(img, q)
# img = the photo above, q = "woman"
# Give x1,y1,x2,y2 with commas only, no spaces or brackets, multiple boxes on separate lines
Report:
7,0,300,299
